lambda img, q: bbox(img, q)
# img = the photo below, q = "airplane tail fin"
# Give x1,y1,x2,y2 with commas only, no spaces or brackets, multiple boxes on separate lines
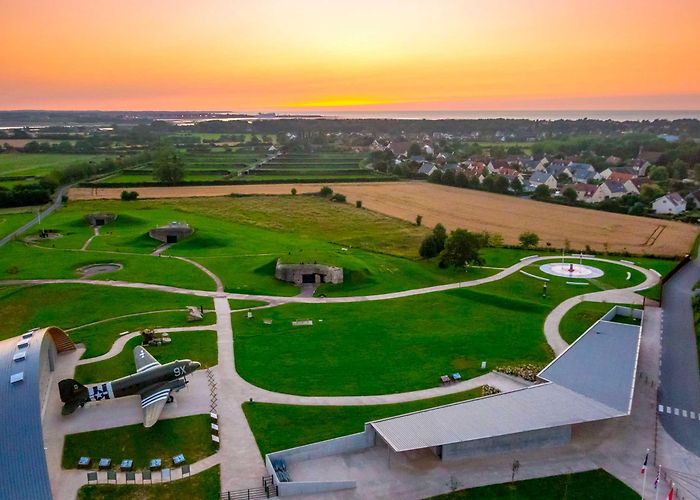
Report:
59,378,89,405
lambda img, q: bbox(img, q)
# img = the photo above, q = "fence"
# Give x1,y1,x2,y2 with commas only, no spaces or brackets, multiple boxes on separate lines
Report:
220,476,277,499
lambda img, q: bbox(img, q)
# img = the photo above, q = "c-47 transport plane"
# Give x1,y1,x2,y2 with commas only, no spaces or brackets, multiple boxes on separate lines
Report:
59,346,201,427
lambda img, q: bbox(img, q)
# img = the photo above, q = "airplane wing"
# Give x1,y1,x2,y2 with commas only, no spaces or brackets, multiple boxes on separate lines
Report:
139,384,171,427
133,346,160,373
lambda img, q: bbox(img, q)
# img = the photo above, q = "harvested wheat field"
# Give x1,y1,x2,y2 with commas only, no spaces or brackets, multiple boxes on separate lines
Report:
69,182,697,255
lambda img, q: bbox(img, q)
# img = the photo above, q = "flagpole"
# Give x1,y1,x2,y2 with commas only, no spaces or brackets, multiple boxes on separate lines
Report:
654,465,660,500
642,448,650,500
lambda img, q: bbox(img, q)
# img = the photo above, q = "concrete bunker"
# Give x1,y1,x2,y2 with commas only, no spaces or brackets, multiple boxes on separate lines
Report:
149,222,193,244
84,213,117,226
274,259,343,286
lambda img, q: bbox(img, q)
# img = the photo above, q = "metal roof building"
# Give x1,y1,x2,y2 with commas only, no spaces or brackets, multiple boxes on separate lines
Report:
371,314,642,456
0,327,75,500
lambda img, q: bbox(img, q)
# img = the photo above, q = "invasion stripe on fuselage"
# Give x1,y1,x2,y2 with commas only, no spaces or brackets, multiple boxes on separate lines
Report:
137,362,160,373
141,388,171,407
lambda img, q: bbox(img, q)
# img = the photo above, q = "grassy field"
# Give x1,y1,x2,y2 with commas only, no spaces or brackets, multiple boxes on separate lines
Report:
63,415,216,470
0,210,35,237
78,465,220,500
0,283,212,341
70,310,216,359
433,469,637,499
234,288,552,395
243,388,483,456
559,302,641,344
0,153,108,178
75,330,218,383
0,243,217,290
233,258,648,395
16,196,508,296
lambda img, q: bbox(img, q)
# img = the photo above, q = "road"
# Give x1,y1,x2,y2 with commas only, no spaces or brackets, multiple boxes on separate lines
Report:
658,256,700,456
0,184,71,247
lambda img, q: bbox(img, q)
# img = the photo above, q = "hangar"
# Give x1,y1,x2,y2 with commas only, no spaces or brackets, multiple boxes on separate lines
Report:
0,327,76,500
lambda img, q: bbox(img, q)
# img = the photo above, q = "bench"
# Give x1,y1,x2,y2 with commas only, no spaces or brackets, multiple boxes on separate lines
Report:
451,372,462,382
440,375,450,385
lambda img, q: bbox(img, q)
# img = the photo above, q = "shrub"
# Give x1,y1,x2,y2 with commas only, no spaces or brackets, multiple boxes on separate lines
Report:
291,188,297,196
356,200,362,208
319,186,333,197
120,190,139,201
519,231,540,248
416,215,423,226
330,193,346,203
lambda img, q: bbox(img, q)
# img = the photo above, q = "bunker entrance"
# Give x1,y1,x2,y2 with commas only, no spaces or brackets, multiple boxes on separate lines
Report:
166,235,178,244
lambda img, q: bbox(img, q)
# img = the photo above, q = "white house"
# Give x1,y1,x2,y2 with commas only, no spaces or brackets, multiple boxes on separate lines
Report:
652,193,686,215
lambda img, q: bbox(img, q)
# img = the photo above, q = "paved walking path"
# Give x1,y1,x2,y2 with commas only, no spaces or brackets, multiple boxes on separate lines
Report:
80,226,100,251
33,254,661,498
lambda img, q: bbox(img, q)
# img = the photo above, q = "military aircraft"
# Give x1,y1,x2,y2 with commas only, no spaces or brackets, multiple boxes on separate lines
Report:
59,346,201,427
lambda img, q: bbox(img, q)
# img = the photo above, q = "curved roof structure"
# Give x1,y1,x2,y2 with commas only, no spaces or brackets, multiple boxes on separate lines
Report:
0,327,74,500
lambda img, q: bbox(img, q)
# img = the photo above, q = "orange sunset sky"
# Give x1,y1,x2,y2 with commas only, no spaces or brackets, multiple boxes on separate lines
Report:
2,0,700,111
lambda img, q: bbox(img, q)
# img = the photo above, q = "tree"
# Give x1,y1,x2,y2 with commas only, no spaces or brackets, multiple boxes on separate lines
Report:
152,146,185,183
694,164,700,181
532,184,551,200
120,190,139,201
415,215,422,226
519,231,540,248
669,159,688,179
649,165,669,182
330,193,346,203
562,187,578,203
291,188,297,195
419,234,441,258
440,229,485,267
433,223,447,250
356,200,362,208
492,175,510,194
639,183,664,203
510,178,523,194
319,186,333,197
628,202,646,215
408,142,422,157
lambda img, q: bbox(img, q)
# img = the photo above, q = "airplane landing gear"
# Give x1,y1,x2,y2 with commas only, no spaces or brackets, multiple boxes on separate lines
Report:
166,395,175,404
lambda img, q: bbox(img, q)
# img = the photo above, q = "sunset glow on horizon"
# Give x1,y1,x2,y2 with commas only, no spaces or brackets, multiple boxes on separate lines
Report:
2,0,700,111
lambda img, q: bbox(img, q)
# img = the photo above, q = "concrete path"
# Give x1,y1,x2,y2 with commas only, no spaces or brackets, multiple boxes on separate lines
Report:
29,253,662,498
173,255,224,293
0,184,71,247
80,226,99,251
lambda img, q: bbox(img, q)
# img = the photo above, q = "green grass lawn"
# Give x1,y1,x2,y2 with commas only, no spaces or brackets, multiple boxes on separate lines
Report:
0,284,212,343
243,387,483,456
558,302,641,344
75,330,217,384
0,210,35,238
78,465,219,500
0,243,216,291
234,287,552,395
70,310,216,359
0,153,109,177
63,415,216,470
234,258,648,396
433,469,637,499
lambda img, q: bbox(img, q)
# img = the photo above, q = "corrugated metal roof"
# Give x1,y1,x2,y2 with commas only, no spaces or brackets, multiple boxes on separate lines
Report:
371,317,641,453
0,330,54,500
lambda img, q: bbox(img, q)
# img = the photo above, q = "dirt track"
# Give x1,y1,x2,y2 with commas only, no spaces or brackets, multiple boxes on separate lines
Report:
69,182,697,255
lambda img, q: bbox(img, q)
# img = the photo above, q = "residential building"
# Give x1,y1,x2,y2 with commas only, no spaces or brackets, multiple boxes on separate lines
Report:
417,162,438,177
571,183,598,203
591,181,627,203
652,193,687,215
529,171,558,190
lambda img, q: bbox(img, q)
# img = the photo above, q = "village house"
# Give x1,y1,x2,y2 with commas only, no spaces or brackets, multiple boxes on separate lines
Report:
529,171,558,190
570,183,598,203
417,162,438,176
591,180,627,203
464,161,487,183
387,141,411,157
652,192,686,215
567,163,598,183
623,177,651,195
497,166,524,184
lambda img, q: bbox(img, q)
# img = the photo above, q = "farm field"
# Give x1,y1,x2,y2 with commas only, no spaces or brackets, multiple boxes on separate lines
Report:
68,181,698,256
242,387,483,456
0,152,108,177
77,465,220,500
232,257,648,396
62,414,216,470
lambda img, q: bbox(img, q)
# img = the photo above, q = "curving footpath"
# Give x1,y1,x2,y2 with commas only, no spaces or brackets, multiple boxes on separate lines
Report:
34,254,659,498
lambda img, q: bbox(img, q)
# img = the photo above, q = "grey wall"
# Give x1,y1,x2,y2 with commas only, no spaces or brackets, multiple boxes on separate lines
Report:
441,425,572,461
